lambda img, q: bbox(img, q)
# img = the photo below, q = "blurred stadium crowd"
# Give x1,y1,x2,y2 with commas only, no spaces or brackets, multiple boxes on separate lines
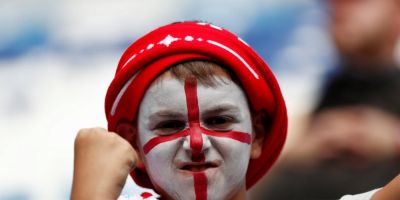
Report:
0,0,399,199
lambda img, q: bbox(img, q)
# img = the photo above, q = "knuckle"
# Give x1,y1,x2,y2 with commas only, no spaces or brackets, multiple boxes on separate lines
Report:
92,127,107,133
113,134,135,153
75,127,107,145
125,149,138,167
119,136,133,149
75,128,90,144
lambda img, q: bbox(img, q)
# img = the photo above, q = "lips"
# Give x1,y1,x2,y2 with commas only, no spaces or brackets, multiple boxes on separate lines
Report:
178,161,220,172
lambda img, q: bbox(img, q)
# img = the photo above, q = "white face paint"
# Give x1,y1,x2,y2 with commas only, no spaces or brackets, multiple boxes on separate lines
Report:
137,76,253,200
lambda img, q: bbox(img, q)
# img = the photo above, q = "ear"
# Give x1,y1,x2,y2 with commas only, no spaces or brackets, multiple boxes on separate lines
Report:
251,112,267,159
116,121,146,170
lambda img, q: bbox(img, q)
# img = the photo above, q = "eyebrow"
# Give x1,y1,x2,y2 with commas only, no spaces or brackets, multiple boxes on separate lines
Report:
147,104,240,122
202,104,240,116
148,110,186,121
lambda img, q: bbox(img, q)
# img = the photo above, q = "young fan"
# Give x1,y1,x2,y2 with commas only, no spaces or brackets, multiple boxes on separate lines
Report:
71,22,398,200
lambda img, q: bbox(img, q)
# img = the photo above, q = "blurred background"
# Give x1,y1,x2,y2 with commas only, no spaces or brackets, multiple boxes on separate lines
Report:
0,0,399,199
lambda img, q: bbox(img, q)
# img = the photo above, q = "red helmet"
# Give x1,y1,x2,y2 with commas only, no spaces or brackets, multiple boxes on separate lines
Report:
105,21,287,190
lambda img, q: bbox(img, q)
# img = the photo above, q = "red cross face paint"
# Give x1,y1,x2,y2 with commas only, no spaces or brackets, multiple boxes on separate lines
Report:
106,21,288,192
137,76,253,200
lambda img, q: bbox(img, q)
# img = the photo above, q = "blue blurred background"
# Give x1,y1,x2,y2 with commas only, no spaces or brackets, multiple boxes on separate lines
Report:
0,0,336,199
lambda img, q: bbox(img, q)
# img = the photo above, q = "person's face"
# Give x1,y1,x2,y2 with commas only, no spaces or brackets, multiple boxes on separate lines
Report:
137,75,257,200
329,0,399,56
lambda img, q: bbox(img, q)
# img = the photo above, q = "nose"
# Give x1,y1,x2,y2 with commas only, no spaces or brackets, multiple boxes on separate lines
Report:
183,127,211,161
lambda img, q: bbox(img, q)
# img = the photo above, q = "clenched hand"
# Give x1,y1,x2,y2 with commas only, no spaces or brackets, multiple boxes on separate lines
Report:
71,127,138,200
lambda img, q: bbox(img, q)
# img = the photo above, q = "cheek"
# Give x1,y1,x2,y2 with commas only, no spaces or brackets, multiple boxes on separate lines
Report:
137,106,153,147
229,143,251,167
207,137,250,198
143,139,180,167
143,139,182,182
214,137,251,172
143,139,198,200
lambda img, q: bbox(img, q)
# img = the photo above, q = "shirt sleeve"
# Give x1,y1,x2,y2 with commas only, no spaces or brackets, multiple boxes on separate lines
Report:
339,188,380,200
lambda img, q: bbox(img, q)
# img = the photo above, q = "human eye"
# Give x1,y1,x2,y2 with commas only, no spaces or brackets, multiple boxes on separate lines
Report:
153,120,186,135
203,115,236,131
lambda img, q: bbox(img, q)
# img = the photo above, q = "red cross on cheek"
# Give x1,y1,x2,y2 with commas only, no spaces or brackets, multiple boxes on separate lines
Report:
142,78,252,155
142,78,252,200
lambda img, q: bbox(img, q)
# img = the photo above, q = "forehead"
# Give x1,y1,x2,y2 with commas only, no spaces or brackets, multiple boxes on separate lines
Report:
140,78,188,114
139,76,248,115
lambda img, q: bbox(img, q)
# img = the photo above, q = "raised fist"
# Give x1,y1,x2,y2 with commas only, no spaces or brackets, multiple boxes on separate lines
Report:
71,127,137,200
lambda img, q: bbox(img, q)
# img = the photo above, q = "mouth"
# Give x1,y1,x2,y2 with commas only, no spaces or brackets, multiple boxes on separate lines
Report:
178,161,220,172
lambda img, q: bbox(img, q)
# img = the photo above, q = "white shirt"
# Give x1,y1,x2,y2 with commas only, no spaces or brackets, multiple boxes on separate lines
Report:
339,189,380,200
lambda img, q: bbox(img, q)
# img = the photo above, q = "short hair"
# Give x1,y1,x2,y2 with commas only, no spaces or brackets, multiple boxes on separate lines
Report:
155,60,235,87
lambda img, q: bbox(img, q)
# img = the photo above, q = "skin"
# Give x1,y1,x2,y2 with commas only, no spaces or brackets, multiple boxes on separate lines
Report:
71,82,400,200
137,77,254,200
71,128,137,200
329,0,400,66
70,114,400,200
372,174,400,200
71,72,263,200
